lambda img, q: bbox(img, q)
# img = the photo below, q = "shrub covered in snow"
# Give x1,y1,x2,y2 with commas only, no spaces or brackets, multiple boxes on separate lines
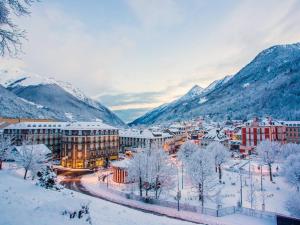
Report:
286,193,300,218
36,166,62,190
62,202,92,225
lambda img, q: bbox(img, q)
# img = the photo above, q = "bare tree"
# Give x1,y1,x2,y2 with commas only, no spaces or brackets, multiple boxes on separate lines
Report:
128,147,175,199
256,140,280,182
187,148,216,209
282,153,300,192
207,142,230,183
127,150,147,197
0,0,35,56
12,140,50,179
0,134,13,169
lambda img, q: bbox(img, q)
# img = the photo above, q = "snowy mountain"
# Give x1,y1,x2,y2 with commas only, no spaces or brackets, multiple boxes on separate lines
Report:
0,69,125,126
130,42,300,126
178,85,204,102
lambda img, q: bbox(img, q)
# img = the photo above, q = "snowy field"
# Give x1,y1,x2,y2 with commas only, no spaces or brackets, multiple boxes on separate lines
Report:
0,165,198,225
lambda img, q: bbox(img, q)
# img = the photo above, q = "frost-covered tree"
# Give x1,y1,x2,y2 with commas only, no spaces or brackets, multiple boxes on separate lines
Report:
177,141,199,164
128,151,147,197
0,0,35,56
280,143,300,159
282,153,300,192
12,141,51,179
128,147,174,199
247,173,257,209
187,149,216,208
256,140,280,182
207,142,230,183
286,193,300,218
150,148,175,199
0,135,13,170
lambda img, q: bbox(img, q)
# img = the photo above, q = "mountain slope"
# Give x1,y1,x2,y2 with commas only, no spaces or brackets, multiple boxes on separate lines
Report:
131,43,300,125
0,70,125,126
0,84,58,119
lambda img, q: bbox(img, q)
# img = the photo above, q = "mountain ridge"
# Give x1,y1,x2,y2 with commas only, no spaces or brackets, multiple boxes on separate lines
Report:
0,69,125,127
130,42,300,126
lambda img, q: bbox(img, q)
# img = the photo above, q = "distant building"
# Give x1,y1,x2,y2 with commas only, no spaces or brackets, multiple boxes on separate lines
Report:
119,129,173,152
284,121,300,144
111,159,130,183
201,127,229,147
240,117,286,154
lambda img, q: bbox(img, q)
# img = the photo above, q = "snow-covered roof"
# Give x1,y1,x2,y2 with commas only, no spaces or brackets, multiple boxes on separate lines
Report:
111,159,131,169
202,128,228,142
63,122,117,130
5,122,68,130
120,129,173,139
13,144,51,155
244,117,285,127
282,121,300,126
4,121,118,131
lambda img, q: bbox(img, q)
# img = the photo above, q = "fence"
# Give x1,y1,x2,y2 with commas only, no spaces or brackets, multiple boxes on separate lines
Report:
103,187,276,220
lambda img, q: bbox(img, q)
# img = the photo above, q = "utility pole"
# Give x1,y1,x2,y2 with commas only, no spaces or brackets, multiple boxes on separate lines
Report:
181,163,184,189
239,168,243,207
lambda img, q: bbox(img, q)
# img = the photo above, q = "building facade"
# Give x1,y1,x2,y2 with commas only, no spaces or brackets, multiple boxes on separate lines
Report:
240,118,286,154
60,122,119,169
4,121,120,169
3,122,65,159
284,121,300,144
119,129,173,152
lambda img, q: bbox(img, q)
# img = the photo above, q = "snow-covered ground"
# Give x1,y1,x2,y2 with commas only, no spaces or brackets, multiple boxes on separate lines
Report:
81,157,293,216
81,173,275,225
0,165,199,225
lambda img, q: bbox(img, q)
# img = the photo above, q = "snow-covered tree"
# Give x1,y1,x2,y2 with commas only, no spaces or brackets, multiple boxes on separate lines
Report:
256,140,280,182
187,148,216,208
128,147,175,199
247,173,257,209
0,0,35,56
0,135,13,170
280,143,300,159
36,165,62,190
12,141,51,180
149,148,175,199
286,192,300,218
177,141,199,164
282,153,300,192
207,142,230,183
128,151,147,197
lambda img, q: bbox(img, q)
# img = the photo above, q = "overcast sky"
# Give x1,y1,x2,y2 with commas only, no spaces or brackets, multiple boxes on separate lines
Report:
1,0,300,116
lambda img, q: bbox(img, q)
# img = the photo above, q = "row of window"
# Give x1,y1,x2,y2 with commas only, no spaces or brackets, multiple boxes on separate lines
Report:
63,130,118,136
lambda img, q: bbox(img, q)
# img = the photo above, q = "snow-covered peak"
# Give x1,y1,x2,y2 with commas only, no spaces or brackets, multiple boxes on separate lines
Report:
179,85,204,101
0,68,89,103
203,75,233,93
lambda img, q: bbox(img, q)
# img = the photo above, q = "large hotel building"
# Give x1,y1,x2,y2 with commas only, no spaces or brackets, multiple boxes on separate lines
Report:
240,118,286,154
3,122,119,169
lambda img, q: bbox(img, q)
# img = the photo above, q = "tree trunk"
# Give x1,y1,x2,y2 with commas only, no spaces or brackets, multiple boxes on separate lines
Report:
0,160,2,170
155,177,159,199
218,165,222,183
215,166,218,173
198,183,202,201
139,176,143,197
268,163,273,182
24,169,28,180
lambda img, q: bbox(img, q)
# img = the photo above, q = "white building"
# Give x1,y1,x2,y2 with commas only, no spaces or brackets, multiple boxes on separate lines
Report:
119,129,173,152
